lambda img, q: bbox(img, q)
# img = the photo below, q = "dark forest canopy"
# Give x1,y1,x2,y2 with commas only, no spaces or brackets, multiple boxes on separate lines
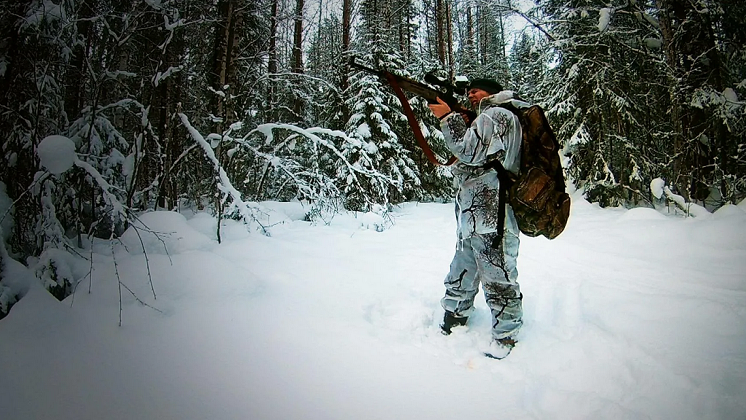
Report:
0,0,744,315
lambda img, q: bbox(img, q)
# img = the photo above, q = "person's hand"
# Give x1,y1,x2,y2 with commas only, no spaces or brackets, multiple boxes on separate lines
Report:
428,96,452,120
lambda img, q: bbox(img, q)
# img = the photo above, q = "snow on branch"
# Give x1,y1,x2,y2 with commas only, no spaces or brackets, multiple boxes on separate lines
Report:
650,177,710,218
158,12,185,52
178,113,269,235
73,159,126,219
246,123,396,187
152,66,182,87
598,8,613,32
37,134,128,223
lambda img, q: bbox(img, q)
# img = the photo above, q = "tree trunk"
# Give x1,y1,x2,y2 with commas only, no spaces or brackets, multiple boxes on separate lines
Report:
268,0,279,120
478,3,486,65
466,1,473,49
292,0,304,118
211,0,234,133
656,0,724,201
339,0,352,126
436,0,446,66
225,1,243,122
341,0,351,93
64,0,95,122
445,0,454,79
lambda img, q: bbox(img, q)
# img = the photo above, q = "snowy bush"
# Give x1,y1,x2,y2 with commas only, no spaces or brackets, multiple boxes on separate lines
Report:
32,248,77,301
343,50,424,210
0,226,32,319
180,113,402,228
650,177,710,218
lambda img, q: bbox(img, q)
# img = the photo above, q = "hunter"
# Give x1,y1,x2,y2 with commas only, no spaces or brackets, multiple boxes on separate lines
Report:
428,79,528,359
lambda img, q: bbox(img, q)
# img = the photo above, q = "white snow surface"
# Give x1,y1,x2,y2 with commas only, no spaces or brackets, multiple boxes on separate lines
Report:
37,135,77,175
2,193,746,420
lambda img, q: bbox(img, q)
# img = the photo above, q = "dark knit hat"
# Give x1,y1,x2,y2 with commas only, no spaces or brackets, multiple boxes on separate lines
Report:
469,78,503,94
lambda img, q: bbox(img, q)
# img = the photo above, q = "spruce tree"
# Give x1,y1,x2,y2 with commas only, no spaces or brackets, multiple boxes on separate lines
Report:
537,0,670,207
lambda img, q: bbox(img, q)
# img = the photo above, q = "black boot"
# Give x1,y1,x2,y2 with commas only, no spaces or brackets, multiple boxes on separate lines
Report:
440,311,468,335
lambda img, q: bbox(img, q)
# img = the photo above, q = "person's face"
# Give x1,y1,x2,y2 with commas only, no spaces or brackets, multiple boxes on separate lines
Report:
467,88,491,109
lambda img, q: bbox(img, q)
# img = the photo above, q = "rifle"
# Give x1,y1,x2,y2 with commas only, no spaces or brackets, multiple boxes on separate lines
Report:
349,59,475,121
349,58,473,166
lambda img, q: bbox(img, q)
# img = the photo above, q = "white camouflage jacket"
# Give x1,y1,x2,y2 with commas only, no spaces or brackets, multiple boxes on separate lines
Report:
440,91,528,241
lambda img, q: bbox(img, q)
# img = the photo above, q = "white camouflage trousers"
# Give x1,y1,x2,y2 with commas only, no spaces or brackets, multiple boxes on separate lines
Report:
441,230,523,340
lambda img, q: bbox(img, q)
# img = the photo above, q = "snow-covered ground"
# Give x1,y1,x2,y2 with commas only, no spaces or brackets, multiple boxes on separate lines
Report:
2,193,746,420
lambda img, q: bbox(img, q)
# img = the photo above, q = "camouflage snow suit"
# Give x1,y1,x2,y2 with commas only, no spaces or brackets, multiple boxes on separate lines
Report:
439,91,527,340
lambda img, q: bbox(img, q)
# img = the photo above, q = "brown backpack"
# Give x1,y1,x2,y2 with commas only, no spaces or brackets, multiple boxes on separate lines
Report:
486,104,571,240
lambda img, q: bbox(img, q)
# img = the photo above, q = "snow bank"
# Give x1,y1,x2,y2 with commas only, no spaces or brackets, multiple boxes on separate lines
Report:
712,203,746,220
616,206,668,222
259,201,308,222
120,211,216,255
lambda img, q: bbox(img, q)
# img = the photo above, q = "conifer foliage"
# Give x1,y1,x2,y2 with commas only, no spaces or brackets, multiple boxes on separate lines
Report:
533,0,745,208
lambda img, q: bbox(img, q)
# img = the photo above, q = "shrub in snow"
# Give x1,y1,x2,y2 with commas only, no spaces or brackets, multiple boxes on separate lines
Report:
650,177,710,218
33,248,77,301
23,110,146,307
180,111,404,229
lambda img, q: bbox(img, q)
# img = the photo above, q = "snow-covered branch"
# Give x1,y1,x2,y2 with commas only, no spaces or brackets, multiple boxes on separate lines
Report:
178,113,269,235
650,178,710,218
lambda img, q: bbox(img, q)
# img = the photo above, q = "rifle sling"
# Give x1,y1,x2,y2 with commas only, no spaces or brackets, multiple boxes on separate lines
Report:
484,159,514,247
385,73,456,166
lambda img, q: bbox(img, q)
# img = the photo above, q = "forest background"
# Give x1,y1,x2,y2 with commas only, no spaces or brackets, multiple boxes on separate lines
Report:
0,0,744,318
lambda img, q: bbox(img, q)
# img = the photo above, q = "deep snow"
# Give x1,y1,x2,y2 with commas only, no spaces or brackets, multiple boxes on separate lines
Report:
1,193,745,420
